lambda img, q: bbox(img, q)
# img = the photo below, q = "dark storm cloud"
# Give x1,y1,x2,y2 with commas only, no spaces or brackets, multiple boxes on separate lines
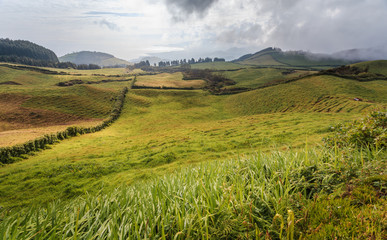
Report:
165,0,219,20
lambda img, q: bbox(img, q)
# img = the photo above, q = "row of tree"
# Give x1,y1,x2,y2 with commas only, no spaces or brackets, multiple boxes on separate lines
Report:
0,87,128,165
158,57,225,67
131,56,226,69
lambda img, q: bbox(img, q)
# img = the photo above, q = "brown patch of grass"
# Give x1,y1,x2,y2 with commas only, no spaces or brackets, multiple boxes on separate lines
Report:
0,93,97,131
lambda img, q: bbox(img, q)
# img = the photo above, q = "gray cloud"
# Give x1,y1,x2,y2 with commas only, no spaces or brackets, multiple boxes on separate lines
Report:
172,0,387,59
94,19,120,31
264,0,387,54
165,0,219,20
217,23,263,45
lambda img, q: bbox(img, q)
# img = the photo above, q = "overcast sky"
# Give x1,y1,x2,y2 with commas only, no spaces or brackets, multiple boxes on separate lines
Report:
1,0,386,60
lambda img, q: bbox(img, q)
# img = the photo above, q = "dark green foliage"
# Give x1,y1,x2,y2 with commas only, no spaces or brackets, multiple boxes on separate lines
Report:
57,78,131,87
0,87,128,164
324,111,386,149
76,64,101,70
320,65,387,81
0,38,59,67
182,69,236,94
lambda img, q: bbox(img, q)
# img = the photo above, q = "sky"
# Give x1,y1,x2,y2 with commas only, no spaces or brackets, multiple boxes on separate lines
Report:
1,0,387,61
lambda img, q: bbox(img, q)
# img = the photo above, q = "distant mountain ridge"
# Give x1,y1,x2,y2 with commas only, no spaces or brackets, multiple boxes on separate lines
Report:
59,51,131,67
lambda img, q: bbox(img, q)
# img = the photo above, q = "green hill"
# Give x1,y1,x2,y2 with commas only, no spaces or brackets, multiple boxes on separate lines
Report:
225,74,387,115
0,38,58,66
235,47,352,69
59,51,131,67
351,60,387,75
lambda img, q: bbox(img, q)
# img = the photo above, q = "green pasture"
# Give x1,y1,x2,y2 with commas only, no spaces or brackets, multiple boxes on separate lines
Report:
0,88,364,208
190,62,245,70
0,62,386,239
226,75,387,115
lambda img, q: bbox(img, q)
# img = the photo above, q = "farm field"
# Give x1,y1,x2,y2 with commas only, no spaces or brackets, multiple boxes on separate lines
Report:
135,72,206,88
190,61,245,70
0,64,131,144
222,68,316,89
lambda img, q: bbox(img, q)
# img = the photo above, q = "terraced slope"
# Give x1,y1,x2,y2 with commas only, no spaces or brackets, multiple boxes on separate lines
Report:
226,75,387,115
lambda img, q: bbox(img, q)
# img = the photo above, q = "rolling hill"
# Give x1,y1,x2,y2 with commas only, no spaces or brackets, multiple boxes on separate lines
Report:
234,47,354,68
351,60,387,75
59,51,131,67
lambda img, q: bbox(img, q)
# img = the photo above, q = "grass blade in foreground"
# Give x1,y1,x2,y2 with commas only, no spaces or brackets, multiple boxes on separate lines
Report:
0,147,385,239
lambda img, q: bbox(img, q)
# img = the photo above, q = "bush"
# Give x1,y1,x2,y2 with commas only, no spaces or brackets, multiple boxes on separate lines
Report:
324,111,386,149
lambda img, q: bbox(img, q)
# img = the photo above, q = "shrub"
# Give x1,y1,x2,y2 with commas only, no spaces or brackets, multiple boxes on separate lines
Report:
324,111,386,149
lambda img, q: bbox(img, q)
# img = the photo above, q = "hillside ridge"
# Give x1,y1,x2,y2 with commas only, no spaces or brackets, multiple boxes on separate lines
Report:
59,51,131,67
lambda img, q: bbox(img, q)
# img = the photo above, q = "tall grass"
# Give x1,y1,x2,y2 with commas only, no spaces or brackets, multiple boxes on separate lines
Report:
1,147,384,239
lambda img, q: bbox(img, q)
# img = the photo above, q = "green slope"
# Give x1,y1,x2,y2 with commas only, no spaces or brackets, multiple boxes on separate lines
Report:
236,47,352,68
59,51,130,67
0,87,364,208
351,60,387,75
225,75,387,115
190,61,245,70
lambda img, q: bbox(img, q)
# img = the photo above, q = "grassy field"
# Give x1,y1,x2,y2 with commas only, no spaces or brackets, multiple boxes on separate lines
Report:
239,54,285,66
0,62,386,239
0,64,129,145
190,62,246,70
352,60,387,75
0,87,365,208
222,68,316,89
135,72,206,88
1,145,385,239
226,75,387,115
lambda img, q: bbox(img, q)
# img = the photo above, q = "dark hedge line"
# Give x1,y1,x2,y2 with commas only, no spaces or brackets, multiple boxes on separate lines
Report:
0,87,128,165
57,78,131,87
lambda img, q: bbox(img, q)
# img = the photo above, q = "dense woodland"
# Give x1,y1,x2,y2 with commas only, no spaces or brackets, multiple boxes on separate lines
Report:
0,38,101,69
